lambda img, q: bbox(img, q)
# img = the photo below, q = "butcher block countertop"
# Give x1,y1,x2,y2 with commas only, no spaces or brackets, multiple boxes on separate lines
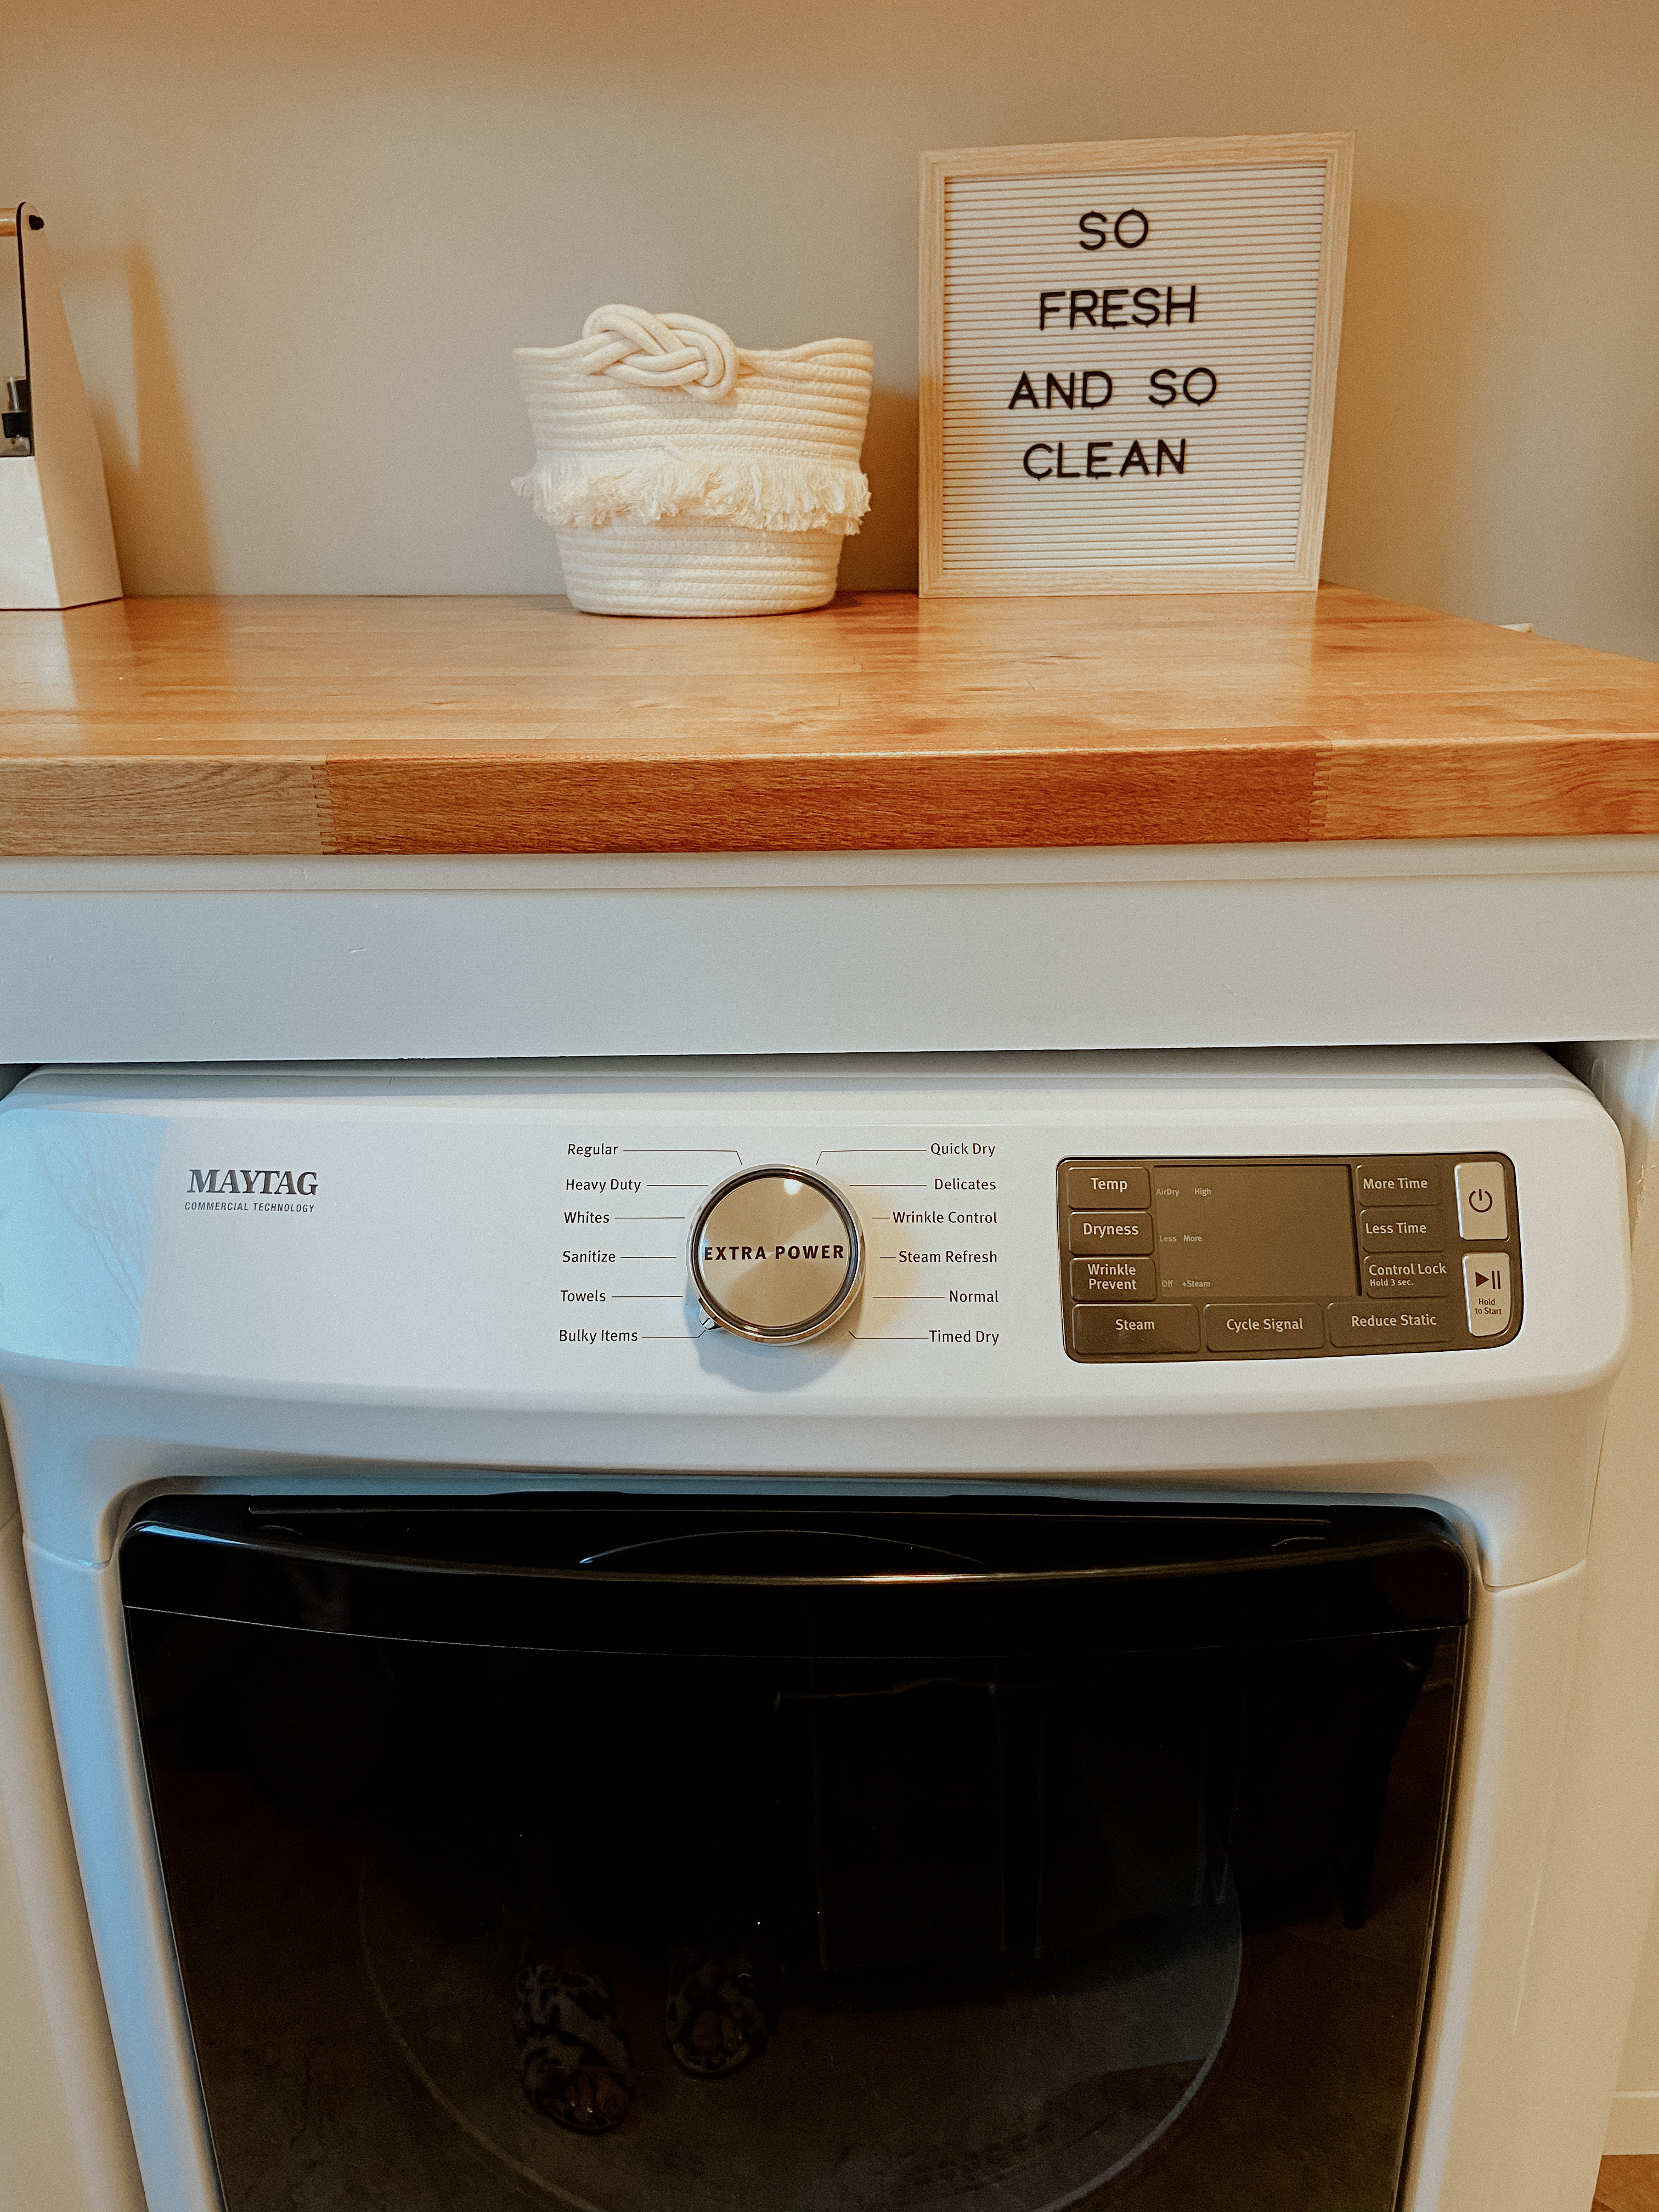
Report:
2,585,1657,856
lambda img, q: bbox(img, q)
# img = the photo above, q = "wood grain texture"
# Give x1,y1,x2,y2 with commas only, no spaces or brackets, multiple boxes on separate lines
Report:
0,759,329,856
0,586,1656,856
1597,2155,1659,2212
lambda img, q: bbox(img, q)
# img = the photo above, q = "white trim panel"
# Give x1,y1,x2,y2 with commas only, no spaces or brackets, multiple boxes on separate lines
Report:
4,840,1659,1063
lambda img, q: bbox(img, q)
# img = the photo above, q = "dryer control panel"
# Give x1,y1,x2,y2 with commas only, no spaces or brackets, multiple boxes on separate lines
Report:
1060,1154,1520,1361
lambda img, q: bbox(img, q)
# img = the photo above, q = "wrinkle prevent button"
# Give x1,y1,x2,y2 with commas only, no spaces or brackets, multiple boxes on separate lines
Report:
1071,1256,1158,1301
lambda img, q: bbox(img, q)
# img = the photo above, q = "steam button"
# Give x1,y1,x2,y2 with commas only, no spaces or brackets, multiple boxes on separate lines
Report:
1454,1162,1509,1240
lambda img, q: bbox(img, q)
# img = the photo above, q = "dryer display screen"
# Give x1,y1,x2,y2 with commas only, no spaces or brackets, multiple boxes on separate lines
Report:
1060,1153,1521,1361
1150,1164,1359,1301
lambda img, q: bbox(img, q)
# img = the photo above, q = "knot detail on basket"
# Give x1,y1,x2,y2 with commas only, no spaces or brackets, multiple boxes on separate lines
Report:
575,305,739,401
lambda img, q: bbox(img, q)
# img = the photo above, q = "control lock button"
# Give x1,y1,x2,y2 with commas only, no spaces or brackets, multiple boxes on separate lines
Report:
1359,1208,1445,1251
1066,1165,1151,1211
1069,1210,1154,1256
1455,1161,1510,1240
1072,1304,1200,1357
1463,1253,1515,1338
1364,1254,1453,1297
1071,1255,1157,1301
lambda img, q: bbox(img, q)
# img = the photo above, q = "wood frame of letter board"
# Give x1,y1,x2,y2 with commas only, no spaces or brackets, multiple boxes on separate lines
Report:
918,133,1354,596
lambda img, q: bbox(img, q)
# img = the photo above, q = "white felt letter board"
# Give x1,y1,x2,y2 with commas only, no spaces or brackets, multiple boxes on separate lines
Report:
919,134,1353,595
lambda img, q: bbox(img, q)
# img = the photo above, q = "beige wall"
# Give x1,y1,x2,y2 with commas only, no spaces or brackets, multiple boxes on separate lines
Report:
0,0,1655,654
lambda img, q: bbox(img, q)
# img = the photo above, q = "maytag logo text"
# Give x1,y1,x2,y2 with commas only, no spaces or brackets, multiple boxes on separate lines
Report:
188,1169,318,1197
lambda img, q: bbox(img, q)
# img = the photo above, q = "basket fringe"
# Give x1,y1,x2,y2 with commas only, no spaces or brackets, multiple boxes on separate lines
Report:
512,453,870,537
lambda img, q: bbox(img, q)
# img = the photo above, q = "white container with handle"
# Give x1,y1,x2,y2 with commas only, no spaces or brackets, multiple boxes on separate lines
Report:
514,305,873,617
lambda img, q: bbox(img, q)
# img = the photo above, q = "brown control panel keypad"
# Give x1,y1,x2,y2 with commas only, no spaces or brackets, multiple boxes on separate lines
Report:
1059,1153,1521,1362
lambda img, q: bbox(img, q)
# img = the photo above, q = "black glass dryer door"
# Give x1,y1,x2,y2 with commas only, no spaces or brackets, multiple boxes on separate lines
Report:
122,1494,1469,2212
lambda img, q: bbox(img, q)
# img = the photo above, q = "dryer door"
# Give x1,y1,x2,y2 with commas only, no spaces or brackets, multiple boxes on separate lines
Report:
122,1494,1470,2212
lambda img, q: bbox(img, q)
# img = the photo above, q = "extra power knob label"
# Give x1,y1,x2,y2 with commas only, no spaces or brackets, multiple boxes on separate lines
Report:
690,1168,864,1343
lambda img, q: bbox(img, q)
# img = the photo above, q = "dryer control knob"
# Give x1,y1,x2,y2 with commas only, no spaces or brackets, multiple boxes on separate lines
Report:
689,1166,864,1343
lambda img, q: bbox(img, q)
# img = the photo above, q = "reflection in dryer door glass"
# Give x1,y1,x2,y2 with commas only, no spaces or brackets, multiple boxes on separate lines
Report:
122,1499,1463,2212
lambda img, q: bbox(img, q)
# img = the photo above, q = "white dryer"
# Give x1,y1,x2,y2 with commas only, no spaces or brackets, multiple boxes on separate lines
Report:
0,1047,1632,2212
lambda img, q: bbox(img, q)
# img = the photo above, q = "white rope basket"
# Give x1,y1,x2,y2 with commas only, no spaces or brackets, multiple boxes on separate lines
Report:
513,305,873,617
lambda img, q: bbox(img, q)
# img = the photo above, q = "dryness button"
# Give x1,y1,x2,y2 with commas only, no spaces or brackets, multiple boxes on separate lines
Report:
1463,1253,1514,1338
1068,1210,1154,1255
1455,1161,1509,1240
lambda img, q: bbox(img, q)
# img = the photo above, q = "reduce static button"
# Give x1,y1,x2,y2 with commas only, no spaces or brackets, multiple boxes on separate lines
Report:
1072,1304,1200,1357
1328,1301,1454,1349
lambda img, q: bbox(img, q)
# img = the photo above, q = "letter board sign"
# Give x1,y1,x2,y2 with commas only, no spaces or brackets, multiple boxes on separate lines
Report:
919,133,1353,596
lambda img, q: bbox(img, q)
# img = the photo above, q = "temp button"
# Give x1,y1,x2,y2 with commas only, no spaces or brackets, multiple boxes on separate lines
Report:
1066,1165,1151,1210
1463,1253,1515,1338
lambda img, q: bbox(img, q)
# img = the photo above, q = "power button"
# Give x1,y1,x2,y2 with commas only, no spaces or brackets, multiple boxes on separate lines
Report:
1454,1161,1509,1241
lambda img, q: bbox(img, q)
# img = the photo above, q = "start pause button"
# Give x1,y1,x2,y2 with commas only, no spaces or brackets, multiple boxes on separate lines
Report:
1463,1254,1513,1337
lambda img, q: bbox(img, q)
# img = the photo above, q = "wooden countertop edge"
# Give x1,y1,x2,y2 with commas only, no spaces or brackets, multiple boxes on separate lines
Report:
3,721,1658,854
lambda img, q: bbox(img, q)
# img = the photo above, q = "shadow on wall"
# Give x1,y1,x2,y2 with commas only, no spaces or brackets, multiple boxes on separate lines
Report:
86,244,214,593
840,384,918,593
1322,196,1485,607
